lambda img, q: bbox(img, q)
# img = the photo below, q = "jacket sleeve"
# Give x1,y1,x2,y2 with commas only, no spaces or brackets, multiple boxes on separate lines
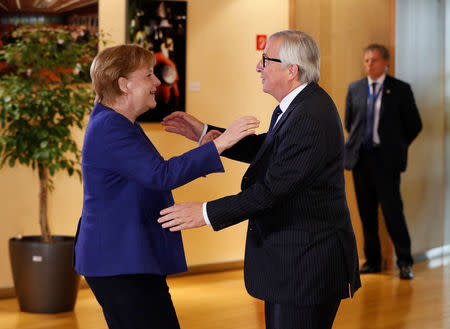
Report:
92,116,224,191
206,112,326,230
207,124,266,164
400,83,422,145
344,85,354,133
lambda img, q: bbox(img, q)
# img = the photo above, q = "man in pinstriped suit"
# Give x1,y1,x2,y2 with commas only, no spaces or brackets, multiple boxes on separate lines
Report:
159,30,361,329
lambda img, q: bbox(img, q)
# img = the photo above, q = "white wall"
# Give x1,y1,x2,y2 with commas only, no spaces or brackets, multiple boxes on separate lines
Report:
396,0,447,253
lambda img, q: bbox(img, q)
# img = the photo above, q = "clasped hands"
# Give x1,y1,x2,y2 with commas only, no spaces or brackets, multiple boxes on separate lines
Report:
157,111,259,231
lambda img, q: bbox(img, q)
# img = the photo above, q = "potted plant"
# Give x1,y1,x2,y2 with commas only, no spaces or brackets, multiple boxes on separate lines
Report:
0,25,97,313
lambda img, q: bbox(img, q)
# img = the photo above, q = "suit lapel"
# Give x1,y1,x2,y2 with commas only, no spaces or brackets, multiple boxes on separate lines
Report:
271,83,316,136
359,77,369,120
250,83,317,166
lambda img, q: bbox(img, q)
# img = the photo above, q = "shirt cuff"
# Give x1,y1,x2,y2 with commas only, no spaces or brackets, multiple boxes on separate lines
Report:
202,202,211,226
197,124,208,145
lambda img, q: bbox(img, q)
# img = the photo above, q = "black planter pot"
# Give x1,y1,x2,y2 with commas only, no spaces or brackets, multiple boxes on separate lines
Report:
9,235,80,313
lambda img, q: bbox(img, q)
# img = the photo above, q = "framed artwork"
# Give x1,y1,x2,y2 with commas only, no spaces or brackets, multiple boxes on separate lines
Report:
127,0,187,122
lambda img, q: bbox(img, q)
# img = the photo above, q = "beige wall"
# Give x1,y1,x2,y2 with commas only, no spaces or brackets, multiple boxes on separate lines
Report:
446,0,450,247
0,0,288,288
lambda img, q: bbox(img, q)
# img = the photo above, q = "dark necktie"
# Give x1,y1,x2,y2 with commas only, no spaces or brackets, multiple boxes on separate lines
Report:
363,82,377,149
267,105,282,134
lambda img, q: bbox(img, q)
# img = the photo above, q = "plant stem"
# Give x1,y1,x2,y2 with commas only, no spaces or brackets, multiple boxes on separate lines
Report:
39,164,52,243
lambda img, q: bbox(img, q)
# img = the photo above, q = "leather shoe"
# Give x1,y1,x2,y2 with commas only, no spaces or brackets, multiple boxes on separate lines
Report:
399,265,414,280
359,262,381,274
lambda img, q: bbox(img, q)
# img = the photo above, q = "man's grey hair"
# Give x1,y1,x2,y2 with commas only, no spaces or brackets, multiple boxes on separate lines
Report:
364,44,390,60
270,30,320,83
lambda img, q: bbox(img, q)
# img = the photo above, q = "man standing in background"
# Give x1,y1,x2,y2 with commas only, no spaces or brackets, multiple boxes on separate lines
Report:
344,44,422,280
159,30,361,329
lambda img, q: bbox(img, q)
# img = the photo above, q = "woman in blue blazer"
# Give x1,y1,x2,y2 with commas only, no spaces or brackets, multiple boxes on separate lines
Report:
73,44,259,329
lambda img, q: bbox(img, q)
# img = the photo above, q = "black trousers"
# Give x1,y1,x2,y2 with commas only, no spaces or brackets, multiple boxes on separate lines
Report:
265,300,341,329
85,274,180,329
352,148,413,267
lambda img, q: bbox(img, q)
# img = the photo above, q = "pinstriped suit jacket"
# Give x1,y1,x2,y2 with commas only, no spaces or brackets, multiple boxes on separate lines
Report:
207,83,361,305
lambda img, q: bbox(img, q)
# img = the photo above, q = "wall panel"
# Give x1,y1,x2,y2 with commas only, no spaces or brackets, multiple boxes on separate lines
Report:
396,0,446,253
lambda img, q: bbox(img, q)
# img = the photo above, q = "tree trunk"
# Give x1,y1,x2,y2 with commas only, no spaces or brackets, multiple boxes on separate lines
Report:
39,164,52,243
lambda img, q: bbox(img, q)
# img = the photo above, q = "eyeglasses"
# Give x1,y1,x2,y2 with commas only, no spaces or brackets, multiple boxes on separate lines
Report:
262,54,282,68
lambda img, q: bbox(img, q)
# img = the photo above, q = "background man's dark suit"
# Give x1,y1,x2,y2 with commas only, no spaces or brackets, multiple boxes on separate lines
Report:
344,74,422,273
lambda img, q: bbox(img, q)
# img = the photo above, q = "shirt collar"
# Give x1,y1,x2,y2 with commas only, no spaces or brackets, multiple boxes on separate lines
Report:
279,83,309,113
368,73,386,86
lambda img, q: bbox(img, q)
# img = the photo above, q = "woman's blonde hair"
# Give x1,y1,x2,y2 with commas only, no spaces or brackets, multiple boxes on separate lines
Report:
90,44,156,104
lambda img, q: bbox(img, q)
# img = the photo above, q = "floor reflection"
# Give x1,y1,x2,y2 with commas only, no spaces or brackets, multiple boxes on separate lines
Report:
334,257,449,329
0,257,449,329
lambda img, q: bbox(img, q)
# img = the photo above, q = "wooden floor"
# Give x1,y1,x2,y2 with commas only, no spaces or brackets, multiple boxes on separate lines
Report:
0,256,449,329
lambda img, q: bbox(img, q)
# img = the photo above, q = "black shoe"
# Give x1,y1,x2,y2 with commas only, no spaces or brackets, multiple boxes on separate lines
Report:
399,265,414,280
359,262,381,274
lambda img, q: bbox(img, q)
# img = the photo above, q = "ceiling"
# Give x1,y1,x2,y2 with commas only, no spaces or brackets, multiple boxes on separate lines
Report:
0,0,98,14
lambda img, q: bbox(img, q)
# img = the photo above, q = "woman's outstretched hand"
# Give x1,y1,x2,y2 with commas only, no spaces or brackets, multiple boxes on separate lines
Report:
212,116,259,154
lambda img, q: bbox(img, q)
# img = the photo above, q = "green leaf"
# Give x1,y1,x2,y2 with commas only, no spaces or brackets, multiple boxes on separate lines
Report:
9,157,16,167
40,140,48,149
49,164,55,176
39,151,50,160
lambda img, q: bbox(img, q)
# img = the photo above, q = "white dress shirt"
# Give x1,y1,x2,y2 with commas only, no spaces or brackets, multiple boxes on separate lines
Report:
201,83,309,225
368,73,386,145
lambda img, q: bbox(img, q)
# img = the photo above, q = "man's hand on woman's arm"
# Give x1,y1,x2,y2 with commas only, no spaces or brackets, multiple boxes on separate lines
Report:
162,111,259,154
161,111,205,142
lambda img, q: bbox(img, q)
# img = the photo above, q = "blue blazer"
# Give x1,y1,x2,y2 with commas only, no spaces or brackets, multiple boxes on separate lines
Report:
74,103,224,276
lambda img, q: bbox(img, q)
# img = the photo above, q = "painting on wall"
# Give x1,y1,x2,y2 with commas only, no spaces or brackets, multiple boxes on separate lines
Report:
128,0,187,122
